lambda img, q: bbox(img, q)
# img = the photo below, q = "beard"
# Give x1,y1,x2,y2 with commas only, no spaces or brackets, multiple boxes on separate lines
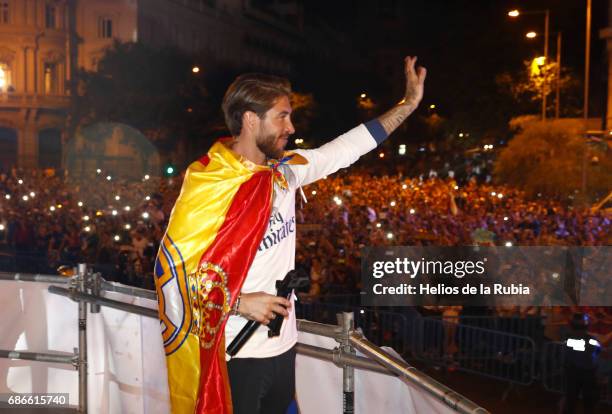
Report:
256,130,288,160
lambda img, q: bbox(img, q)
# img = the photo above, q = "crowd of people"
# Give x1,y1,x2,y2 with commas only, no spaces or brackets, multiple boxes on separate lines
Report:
1,165,609,282
0,165,610,335
0,167,177,288
295,169,609,296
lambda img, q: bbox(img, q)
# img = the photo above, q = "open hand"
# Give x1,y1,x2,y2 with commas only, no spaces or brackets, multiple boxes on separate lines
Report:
402,56,427,108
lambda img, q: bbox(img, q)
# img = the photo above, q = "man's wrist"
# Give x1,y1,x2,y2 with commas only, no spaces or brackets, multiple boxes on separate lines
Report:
376,100,418,136
231,293,242,316
398,98,419,112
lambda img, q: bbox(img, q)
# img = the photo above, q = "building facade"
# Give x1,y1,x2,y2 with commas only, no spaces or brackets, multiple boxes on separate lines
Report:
0,0,74,169
0,0,351,169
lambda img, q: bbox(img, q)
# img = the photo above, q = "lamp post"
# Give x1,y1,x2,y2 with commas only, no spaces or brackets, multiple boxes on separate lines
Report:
509,9,550,120
526,31,563,119
584,0,591,120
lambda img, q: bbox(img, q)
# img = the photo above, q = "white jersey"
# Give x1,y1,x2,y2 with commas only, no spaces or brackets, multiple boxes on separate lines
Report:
224,122,382,359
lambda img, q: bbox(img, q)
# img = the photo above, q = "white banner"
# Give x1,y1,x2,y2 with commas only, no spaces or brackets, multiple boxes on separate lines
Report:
0,280,457,413
0,280,170,413
296,332,455,414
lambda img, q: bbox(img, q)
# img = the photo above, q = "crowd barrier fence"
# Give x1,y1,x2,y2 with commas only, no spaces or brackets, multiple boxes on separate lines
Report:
414,317,536,386
542,340,612,405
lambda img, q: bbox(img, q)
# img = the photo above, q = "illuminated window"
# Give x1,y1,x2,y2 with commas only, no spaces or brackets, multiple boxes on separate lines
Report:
45,3,56,28
0,63,11,92
98,17,113,38
0,1,9,24
44,62,58,94
0,65,6,90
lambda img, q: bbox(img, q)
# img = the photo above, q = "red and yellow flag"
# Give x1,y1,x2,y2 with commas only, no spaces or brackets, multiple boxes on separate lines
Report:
155,138,278,413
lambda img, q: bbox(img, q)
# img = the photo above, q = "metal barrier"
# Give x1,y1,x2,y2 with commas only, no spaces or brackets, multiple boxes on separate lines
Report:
0,268,490,413
298,315,490,413
542,341,565,394
0,266,90,412
458,315,545,344
296,301,419,355
542,341,612,405
414,317,536,386
424,315,545,344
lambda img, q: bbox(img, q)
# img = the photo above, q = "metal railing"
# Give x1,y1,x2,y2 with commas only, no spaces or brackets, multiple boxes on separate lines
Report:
450,315,545,343
0,267,490,414
0,271,72,284
5,268,607,410
542,341,566,394
298,314,490,414
0,266,90,412
542,341,612,404
296,301,419,355
414,317,537,386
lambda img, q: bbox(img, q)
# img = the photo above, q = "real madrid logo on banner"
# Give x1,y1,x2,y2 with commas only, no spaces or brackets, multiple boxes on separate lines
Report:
155,235,193,356
189,261,231,349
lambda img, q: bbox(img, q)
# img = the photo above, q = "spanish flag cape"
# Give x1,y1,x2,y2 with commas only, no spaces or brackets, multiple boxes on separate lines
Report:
154,138,306,414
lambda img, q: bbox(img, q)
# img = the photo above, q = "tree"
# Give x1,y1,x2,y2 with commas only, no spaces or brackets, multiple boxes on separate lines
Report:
494,119,611,202
72,41,217,158
496,59,582,117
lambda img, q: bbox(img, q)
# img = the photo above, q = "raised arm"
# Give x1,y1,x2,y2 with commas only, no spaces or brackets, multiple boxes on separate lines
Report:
377,56,427,135
291,56,427,187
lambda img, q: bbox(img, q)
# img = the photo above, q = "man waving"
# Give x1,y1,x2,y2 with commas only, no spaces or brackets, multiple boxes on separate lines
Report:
155,57,426,414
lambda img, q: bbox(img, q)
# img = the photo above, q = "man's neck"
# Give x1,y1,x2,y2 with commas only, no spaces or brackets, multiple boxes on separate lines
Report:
230,135,266,166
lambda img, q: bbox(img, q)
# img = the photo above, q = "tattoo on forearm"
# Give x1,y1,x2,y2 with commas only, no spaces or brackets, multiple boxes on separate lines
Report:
377,102,416,135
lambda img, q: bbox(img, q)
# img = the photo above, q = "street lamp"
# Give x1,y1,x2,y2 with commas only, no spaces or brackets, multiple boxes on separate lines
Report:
357,93,374,110
192,66,200,73
584,0,591,119
508,8,550,120
527,31,563,119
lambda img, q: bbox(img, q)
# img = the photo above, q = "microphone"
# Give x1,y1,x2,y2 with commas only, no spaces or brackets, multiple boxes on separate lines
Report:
226,269,309,357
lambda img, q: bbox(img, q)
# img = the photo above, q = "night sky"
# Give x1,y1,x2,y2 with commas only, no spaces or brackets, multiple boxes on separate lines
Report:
302,0,609,128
